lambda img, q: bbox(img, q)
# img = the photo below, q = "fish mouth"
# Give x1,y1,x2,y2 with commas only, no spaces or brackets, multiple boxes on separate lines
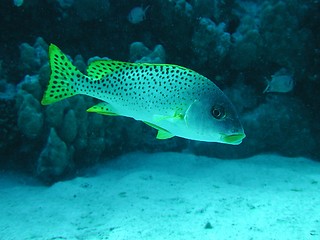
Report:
221,133,246,145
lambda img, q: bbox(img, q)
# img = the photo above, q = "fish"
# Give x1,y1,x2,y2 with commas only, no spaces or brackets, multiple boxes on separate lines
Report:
263,68,294,93
41,44,245,144
13,0,23,7
128,5,150,24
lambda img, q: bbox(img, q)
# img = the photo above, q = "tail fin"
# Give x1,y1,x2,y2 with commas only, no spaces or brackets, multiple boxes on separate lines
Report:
41,44,84,105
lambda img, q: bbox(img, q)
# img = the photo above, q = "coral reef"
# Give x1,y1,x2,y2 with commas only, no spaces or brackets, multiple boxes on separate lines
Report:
241,95,316,156
37,128,73,183
19,38,48,76
17,89,44,139
0,0,319,181
0,80,18,158
192,18,231,69
9,38,183,181
129,42,166,63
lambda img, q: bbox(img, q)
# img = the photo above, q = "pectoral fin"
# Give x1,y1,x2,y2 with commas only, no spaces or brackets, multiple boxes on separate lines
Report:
153,111,184,122
87,102,119,116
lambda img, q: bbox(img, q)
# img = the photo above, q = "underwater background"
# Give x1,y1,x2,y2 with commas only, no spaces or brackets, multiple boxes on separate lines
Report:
0,0,319,239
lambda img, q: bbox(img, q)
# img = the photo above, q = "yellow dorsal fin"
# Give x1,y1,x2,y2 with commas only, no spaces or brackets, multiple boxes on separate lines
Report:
87,60,131,80
87,102,119,116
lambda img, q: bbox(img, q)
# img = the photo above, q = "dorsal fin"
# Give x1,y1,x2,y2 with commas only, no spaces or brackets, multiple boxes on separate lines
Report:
87,60,131,80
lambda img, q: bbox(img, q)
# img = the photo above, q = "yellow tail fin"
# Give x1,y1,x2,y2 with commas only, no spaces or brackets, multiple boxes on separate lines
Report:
41,44,83,105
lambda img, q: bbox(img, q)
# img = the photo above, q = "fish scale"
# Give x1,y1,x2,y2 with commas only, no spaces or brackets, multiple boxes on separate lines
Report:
42,44,245,143
72,61,212,118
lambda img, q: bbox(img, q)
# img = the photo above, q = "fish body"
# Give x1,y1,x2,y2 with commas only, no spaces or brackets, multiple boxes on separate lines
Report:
263,68,294,93
128,5,149,24
13,0,23,7
42,44,245,144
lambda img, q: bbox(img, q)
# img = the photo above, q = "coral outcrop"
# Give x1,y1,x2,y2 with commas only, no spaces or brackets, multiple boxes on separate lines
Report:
0,0,319,181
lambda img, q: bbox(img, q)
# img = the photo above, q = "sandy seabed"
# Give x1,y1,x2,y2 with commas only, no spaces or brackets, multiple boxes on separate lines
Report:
0,152,319,240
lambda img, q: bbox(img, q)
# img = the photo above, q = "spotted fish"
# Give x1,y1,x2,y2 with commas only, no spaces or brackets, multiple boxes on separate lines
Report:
41,44,245,144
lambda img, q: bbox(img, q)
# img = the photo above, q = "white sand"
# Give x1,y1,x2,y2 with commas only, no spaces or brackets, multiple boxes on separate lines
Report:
0,152,319,240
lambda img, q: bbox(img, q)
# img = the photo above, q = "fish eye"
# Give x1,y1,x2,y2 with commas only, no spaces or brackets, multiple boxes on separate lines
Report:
211,105,226,120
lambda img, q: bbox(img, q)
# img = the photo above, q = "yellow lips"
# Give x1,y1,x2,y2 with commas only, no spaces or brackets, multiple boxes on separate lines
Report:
222,133,246,145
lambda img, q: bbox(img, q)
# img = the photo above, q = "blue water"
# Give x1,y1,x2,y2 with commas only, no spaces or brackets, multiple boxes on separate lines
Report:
0,1,319,239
